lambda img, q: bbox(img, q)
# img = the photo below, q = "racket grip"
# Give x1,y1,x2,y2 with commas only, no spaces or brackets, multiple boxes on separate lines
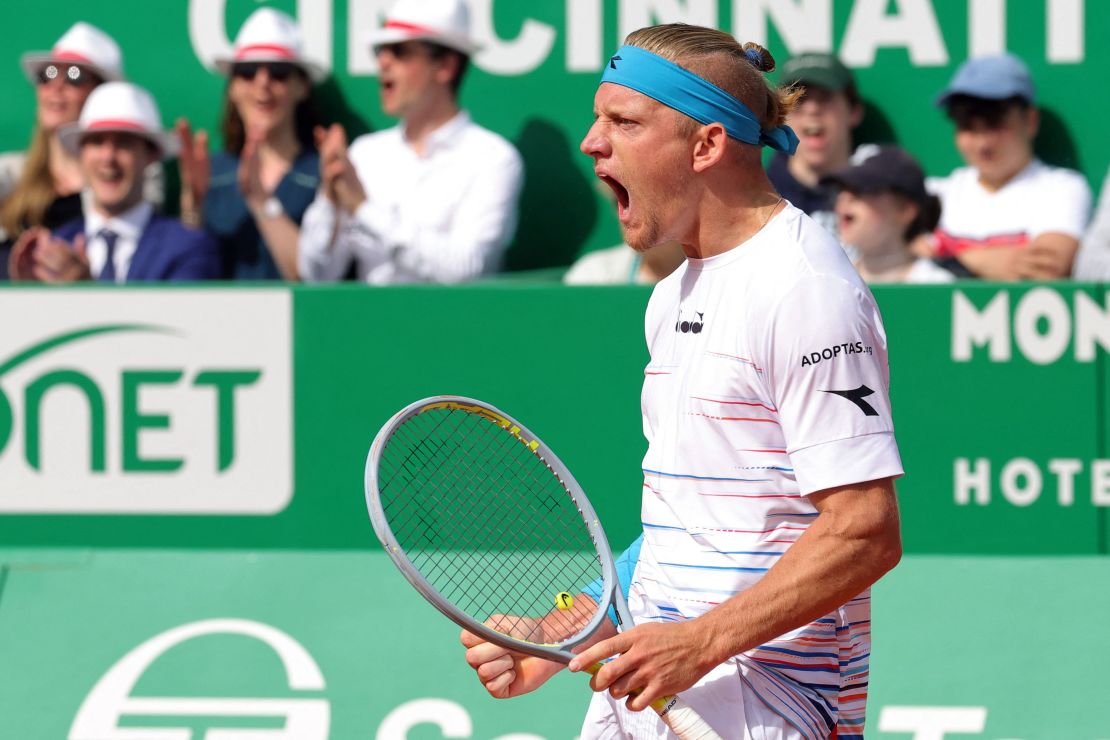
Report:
584,663,721,739
653,694,722,740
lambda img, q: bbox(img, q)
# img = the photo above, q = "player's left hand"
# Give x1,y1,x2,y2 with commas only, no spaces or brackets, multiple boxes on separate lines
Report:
568,619,716,712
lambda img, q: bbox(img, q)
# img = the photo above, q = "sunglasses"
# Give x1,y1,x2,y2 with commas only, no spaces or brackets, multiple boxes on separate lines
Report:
374,42,442,61
36,64,95,87
231,62,299,82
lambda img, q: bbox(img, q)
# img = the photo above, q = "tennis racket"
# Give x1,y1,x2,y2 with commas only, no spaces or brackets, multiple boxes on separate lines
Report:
364,395,721,740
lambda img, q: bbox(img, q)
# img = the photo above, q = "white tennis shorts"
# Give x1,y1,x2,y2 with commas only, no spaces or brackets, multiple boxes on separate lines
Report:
578,661,807,740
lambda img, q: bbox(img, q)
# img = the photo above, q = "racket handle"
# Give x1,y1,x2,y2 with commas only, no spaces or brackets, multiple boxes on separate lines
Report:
653,694,722,739
583,664,721,740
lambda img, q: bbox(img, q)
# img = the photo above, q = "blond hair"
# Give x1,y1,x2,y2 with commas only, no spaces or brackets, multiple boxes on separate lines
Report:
624,24,802,137
0,125,55,237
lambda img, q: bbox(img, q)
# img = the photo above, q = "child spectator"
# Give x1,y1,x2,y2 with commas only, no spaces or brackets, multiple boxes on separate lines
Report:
930,54,1091,280
824,145,954,283
768,53,863,239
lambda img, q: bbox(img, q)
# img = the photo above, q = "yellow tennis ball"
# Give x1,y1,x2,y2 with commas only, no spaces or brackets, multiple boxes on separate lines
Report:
555,591,574,610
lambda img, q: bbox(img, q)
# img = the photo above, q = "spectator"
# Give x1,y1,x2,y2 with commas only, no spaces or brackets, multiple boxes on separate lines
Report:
298,0,523,284
8,82,220,283
823,145,954,283
564,242,685,285
768,53,863,238
177,8,325,280
0,23,127,278
930,54,1091,280
1074,165,1110,280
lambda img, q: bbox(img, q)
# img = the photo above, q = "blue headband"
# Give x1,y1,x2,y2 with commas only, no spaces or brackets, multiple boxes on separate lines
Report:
600,45,799,155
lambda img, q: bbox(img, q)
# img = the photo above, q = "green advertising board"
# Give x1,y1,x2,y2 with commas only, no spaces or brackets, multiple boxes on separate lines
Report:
2,1,1108,265
0,548,1105,739
0,283,1107,554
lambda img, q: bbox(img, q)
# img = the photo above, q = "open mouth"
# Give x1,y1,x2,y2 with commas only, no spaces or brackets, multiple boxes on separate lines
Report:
598,174,630,221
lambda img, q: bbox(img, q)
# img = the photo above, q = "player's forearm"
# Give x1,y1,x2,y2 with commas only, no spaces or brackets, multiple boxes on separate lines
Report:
694,479,901,666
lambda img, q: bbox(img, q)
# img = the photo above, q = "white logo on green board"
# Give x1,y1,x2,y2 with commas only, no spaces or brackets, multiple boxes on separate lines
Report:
0,291,292,514
187,0,1089,78
952,288,1110,364
69,619,329,740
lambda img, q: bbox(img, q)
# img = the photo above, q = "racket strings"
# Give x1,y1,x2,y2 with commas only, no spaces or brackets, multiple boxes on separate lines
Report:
378,406,604,644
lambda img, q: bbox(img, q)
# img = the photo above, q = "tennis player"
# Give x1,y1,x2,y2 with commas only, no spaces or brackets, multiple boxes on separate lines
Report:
462,24,903,739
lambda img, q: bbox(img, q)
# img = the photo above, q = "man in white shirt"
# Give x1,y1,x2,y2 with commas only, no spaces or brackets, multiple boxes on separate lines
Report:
298,0,523,284
462,24,902,739
929,54,1091,280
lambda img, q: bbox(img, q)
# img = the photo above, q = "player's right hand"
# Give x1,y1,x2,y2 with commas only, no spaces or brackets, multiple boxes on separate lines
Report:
460,617,564,699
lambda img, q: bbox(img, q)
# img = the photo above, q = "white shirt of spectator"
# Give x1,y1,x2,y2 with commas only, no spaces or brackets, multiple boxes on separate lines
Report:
298,110,523,284
625,204,903,737
904,257,956,283
928,158,1091,256
84,200,153,283
1074,165,1110,280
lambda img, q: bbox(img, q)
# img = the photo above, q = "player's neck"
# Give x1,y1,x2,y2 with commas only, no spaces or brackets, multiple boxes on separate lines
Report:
684,180,785,260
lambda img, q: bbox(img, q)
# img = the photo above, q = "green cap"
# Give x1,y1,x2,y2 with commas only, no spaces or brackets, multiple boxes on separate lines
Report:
779,53,855,92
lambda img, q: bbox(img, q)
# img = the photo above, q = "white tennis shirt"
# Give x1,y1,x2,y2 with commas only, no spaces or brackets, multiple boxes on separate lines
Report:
632,204,903,738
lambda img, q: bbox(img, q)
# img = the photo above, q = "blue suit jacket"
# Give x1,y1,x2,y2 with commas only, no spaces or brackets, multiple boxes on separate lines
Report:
56,213,222,282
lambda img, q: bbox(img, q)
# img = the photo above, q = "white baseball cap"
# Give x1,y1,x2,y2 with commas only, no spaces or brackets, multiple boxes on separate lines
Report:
365,0,479,56
57,82,179,160
214,8,328,83
21,22,124,85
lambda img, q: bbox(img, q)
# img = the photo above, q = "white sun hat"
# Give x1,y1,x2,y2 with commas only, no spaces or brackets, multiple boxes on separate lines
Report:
57,81,179,160
364,0,480,56
20,22,124,85
214,8,328,83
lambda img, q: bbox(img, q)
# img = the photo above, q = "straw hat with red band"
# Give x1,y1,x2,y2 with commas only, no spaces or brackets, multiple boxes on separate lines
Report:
365,0,480,56
20,22,124,85
57,82,179,160
214,8,328,83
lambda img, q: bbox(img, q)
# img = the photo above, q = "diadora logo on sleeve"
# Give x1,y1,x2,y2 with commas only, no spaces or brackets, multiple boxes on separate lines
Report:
0,290,292,514
800,341,873,367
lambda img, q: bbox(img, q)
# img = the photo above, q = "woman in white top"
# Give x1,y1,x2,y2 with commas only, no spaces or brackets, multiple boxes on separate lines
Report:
824,145,956,284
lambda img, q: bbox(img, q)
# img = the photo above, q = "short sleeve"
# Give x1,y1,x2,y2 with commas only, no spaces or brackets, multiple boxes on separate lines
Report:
755,275,904,494
1029,170,1092,239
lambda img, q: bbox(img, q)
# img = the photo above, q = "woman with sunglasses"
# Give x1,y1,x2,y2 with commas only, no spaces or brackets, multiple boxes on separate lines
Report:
177,8,326,280
0,23,126,279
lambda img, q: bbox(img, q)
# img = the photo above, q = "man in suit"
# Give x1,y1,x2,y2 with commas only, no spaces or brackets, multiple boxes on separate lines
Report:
8,81,219,282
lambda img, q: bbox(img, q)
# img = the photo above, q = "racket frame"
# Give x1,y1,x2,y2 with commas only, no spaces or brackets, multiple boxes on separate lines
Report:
365,395,626,664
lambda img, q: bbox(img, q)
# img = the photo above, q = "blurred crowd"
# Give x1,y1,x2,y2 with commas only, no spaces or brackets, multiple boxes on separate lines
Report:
2,0,1109,288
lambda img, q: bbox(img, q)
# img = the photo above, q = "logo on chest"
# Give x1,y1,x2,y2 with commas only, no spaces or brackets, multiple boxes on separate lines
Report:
675,310,706,334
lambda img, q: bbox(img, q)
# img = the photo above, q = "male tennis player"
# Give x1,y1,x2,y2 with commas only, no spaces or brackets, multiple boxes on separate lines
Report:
462,24,902,739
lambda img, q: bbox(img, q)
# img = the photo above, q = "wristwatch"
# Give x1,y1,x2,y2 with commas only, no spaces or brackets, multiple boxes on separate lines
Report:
261,196,285,219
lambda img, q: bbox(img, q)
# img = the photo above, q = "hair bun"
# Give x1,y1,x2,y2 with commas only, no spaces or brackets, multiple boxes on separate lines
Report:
741,42,776,73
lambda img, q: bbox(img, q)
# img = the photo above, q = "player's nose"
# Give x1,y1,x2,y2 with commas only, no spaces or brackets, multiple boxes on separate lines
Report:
579,123,610,158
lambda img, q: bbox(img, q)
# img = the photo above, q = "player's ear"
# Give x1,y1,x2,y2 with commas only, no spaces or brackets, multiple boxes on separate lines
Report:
691,122,728,173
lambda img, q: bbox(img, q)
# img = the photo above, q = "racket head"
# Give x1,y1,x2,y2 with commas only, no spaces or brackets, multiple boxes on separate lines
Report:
365,395,621,663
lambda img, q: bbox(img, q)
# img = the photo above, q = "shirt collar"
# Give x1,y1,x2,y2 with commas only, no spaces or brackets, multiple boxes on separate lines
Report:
403,110,471,157
85,200,154,241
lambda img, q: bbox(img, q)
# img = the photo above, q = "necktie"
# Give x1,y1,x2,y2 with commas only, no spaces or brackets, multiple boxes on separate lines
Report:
99,229,119,283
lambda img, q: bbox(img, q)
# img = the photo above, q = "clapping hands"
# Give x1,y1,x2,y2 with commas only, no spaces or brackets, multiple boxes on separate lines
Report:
315,124,367,214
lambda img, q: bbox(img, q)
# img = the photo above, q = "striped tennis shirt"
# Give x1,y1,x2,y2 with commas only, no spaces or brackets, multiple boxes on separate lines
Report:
631,204,903,739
